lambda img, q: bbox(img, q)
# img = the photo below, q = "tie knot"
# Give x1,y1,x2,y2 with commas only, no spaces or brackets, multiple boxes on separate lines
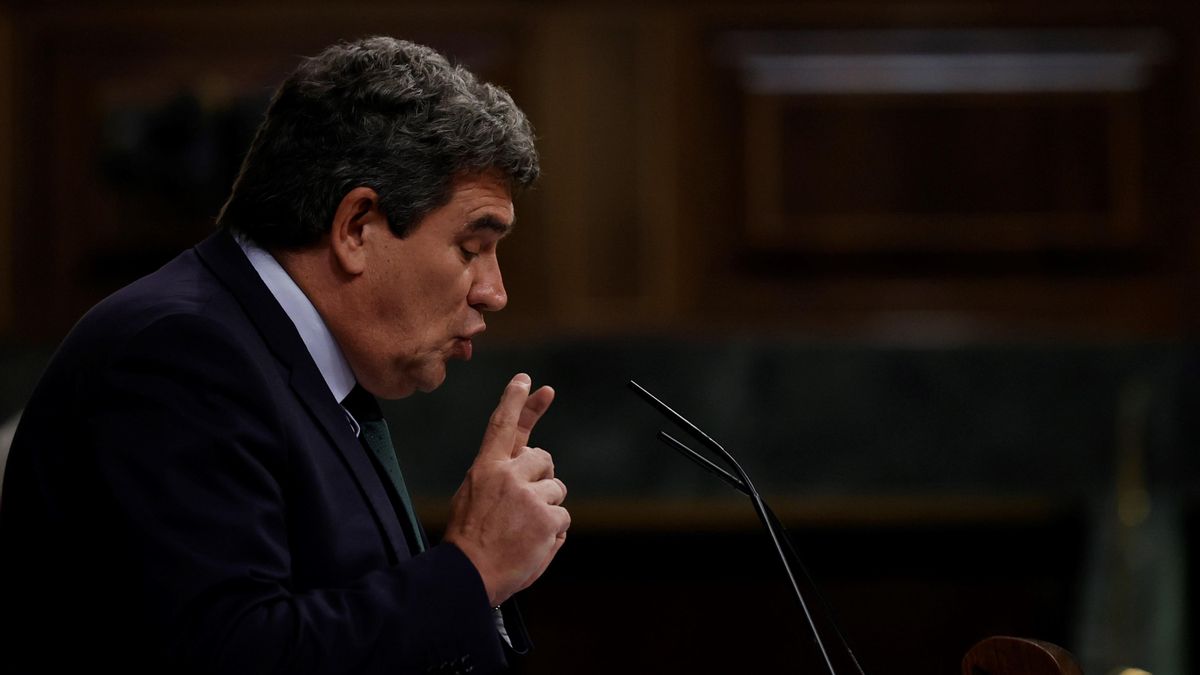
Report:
341,384,383,422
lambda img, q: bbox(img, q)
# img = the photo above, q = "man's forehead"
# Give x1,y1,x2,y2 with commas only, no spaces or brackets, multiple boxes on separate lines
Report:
466,213,514,236
446,170,516,235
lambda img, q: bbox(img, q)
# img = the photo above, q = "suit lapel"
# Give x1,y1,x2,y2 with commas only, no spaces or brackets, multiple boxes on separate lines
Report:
193,231,409,561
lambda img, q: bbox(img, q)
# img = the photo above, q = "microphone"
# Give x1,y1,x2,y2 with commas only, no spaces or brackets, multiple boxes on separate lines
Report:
628,380,866,675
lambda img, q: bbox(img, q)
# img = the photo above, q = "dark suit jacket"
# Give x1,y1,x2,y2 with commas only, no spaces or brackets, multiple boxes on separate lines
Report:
0,231,527,674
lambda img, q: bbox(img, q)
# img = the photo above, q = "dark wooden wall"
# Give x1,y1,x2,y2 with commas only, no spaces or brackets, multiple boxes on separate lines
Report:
1,0,1198,343
1,2,1199,673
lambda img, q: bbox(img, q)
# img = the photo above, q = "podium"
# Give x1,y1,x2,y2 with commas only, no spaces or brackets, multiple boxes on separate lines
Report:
963,637,1083,675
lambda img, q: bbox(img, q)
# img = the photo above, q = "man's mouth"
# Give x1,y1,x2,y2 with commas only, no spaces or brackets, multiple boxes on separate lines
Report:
453,324,486,360
454,337,473,360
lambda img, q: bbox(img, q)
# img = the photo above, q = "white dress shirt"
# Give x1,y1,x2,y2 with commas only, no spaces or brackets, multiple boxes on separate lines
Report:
236,237,360,436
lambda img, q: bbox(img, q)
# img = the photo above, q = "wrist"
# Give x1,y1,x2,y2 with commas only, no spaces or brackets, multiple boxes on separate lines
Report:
443,536,503,606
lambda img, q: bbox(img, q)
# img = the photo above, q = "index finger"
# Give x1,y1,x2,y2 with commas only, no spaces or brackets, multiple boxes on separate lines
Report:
478,373,531,459
513,385,555,455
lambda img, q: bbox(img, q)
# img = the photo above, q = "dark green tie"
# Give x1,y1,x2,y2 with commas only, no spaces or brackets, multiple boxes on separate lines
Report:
342,385,426,553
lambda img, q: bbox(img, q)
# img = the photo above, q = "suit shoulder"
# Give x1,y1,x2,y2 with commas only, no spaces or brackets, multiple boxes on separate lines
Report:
79,248,242,341
35,248,275,404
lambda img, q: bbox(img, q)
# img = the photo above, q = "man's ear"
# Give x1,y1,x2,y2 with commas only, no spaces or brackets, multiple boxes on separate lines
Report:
329,186,387,275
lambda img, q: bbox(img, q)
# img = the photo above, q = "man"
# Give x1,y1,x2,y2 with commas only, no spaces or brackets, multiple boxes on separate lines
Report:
0,36,569,674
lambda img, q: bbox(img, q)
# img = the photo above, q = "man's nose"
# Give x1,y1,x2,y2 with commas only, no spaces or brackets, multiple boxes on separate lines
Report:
469,257,507,312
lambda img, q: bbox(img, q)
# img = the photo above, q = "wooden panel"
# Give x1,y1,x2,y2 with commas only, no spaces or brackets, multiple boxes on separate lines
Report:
522,8,691,336
747,94,1137,254
675,19,1195,339
4,1,1200,342
506,520,1084,675
0,8,11,334
730,29,1163,255
10,6,525,340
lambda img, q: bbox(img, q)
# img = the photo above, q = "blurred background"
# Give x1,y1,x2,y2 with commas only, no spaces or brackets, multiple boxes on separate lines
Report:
1,1,1199,673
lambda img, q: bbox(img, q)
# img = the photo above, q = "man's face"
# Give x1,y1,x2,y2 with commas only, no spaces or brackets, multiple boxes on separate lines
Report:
341,173,513,398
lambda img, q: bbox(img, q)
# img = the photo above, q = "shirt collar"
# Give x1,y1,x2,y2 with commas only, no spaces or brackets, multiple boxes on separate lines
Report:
236,236,359,427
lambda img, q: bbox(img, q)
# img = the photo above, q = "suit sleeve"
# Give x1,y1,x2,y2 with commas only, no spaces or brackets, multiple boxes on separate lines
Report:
81,313,507,675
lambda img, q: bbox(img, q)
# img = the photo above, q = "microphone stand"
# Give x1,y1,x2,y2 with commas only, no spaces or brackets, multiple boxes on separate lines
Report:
628,381,866,675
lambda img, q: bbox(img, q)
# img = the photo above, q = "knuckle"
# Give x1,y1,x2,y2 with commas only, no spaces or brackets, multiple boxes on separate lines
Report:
493,465,516,488
530,447,554,470
518,482,541,506
467,461,504,488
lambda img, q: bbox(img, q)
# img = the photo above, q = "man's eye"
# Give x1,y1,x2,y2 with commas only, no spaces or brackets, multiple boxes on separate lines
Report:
459,245,479,261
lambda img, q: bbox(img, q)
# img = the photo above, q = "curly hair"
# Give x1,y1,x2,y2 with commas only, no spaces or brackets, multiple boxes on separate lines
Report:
217,36,539,249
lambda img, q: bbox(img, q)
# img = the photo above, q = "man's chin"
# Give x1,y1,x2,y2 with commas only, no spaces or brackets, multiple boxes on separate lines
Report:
412,365,448,395
369,362,448,400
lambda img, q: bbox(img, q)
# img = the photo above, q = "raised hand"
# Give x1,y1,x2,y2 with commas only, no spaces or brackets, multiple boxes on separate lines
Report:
443,373,569,606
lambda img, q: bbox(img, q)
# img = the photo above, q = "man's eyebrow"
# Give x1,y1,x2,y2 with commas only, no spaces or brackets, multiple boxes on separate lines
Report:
467,214,514,235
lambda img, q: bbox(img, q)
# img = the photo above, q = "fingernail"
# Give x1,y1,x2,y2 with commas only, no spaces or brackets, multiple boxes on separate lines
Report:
513,373,531,386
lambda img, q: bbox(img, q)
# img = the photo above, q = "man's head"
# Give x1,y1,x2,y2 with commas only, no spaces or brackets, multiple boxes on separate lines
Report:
220,37,539,398
217,36,539,249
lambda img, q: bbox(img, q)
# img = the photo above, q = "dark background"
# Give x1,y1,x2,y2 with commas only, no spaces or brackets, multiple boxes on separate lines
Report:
1,1,1199,673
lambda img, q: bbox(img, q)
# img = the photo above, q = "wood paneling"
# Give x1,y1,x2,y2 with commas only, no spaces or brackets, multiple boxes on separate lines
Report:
0,8,12,335
523,8,688,335
3,1,1199,342
8,5,527,339
677,10,1198,340
506,519,1085,675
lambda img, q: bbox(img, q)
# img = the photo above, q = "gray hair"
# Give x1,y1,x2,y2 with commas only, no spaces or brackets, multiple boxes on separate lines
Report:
217,36,539,249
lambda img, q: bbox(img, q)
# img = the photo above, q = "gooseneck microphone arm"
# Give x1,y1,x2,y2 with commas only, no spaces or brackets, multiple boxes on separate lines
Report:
628,381,866,675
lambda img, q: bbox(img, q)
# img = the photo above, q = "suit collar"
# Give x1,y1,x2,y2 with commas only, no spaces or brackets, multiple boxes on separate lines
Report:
194,230,410,560
235,236,357,405
194,231,312,371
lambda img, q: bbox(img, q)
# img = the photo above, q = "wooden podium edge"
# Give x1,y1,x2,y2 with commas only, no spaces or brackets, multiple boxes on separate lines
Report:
962,636,1084,675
